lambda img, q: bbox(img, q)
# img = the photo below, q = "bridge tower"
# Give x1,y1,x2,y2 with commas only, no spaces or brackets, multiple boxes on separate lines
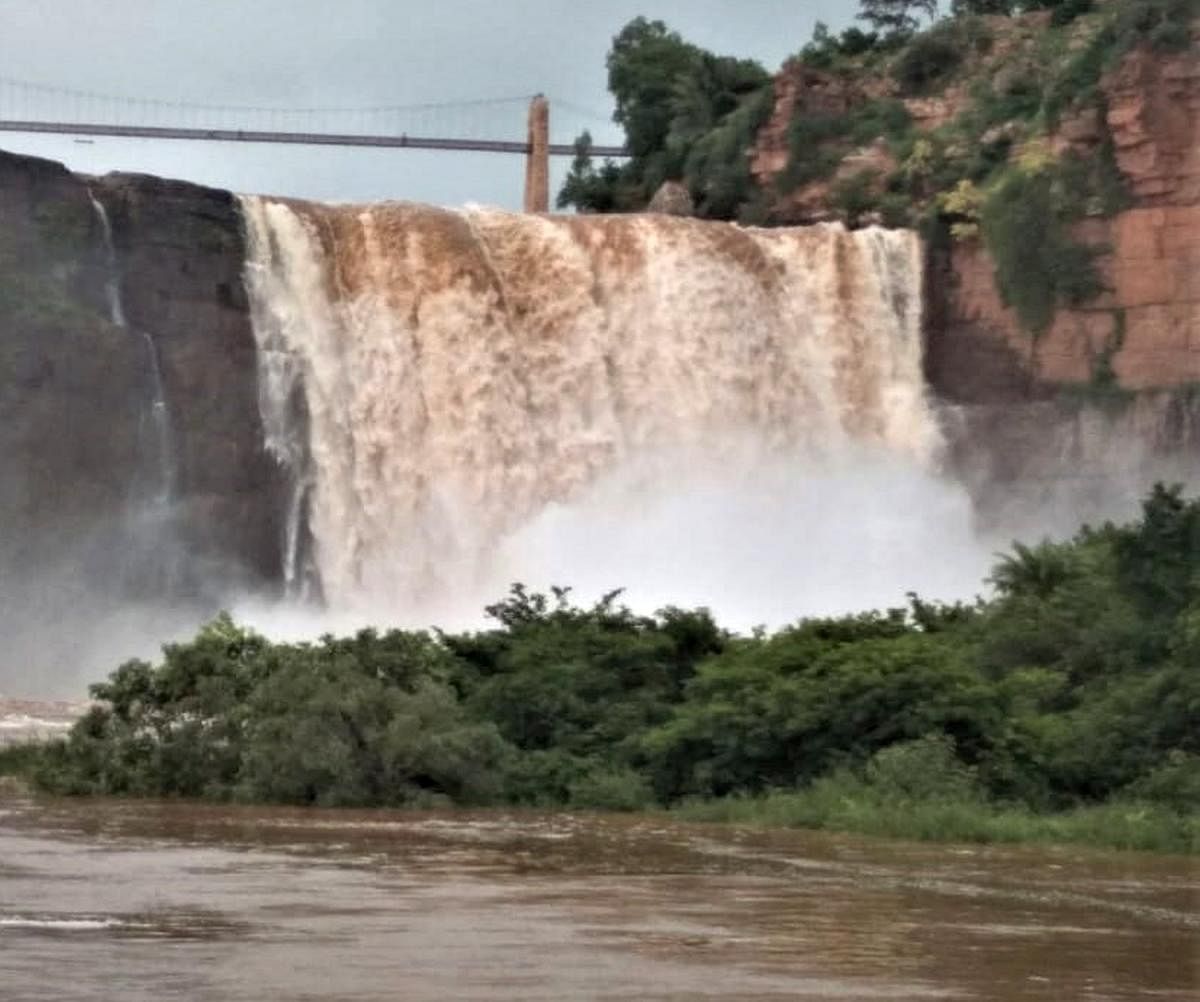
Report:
523,95,549,213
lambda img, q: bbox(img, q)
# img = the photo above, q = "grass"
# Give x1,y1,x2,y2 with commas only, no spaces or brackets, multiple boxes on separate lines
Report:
672,779,1200,855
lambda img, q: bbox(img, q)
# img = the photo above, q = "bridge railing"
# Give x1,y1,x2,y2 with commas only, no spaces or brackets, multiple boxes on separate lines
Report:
0,76,628,156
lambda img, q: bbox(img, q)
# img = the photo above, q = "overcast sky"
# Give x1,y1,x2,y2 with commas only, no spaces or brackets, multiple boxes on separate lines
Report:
0,0,857,208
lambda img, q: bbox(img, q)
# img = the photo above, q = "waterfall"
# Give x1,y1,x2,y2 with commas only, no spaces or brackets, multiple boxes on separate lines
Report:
240,196,948,618
88,191,175,506
88,191,127,329
87,184,182,606
139,332,175,504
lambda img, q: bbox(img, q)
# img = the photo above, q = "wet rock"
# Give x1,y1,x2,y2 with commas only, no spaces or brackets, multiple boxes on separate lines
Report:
0,148,284,597
647,181,694,216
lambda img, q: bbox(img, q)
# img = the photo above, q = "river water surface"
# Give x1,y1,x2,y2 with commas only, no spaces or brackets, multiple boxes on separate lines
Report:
0,795,1195,1001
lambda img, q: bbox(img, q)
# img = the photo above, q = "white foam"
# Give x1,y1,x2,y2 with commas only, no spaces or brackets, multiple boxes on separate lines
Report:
0,916,124,932
0,715,72,731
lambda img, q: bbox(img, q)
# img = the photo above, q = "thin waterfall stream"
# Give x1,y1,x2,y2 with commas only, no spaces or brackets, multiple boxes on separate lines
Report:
87,189,180,600
88,191,175,507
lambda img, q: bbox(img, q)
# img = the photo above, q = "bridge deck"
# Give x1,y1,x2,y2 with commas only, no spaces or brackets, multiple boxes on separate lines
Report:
0,119,629,157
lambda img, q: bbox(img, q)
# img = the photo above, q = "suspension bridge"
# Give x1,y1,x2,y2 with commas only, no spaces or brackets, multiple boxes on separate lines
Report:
0,77,629,210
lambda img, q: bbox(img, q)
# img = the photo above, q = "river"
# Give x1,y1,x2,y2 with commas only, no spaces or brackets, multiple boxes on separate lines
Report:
0,794,1195,1001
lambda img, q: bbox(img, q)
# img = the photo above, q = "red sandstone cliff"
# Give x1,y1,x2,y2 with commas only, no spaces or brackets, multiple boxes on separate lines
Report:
942,38,1200,395
752,22,1200,398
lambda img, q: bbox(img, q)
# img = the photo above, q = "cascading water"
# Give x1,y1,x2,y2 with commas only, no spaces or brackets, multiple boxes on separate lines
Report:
240,196,977,624
88,190,178,581
89,191,128,330
89,192,176,503
138,332,174,505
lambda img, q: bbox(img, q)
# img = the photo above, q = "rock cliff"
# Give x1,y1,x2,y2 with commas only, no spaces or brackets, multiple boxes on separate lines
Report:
751,20,1200,401
0,149,284,601
933,36,1200,398
743,11,1200,525
0,151,141,566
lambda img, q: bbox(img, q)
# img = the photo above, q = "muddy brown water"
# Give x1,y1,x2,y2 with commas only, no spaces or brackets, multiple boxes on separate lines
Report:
0,795,1195,1001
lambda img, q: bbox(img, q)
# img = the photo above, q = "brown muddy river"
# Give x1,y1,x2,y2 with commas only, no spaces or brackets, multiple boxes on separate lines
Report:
0,795,1195,1001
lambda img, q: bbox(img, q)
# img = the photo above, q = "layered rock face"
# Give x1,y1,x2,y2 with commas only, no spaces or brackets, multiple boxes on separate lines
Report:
944,390,1200,532
0,149,283,601
931,38,1200,397
749,62,879,224
749,23,1200,401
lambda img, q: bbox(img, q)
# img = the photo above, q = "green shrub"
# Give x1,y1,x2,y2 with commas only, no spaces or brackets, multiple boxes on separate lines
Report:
1126,751,1200,811
776,98,913,199
1044,0,1199,125
799,23,885,69
568,766,655,811
892,24,969,94
1026,0,1096,27
0,744,42,779
20,487,1200,853
863,734,983,802
980,156,1105,334
848,98,914,146
878,191,916,227
830,169,882,227
777,112,850,192
682,85,775,218
953,0,1015,14
1117,0,1199,52
503,749,593,806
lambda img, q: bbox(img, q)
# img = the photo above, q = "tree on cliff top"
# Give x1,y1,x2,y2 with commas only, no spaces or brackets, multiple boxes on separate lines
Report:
857,0,940,36
556,131,635,213
558,17,770,216
607,18,702,162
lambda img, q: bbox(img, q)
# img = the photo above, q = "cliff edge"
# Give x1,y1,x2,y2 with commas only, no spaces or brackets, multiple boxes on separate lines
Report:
0,149,284,597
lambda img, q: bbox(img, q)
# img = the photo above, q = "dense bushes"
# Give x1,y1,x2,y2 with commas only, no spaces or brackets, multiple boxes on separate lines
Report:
7,487,1198,851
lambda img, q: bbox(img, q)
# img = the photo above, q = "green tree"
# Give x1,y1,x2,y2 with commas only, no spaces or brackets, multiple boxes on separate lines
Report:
558,17,771,218
858,0,940,37
607,18,702,163
556,132,635,213
643,620,996,799
1114,483,1200,619
989,540,1079,600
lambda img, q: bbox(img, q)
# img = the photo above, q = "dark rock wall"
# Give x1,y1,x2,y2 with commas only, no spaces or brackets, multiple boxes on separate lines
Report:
0,148,283,597
93,171,285,586
938,391,1200,536
0,151,142,565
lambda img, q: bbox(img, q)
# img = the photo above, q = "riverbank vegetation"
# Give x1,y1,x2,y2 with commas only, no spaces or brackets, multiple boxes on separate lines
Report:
2,485,1197,853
